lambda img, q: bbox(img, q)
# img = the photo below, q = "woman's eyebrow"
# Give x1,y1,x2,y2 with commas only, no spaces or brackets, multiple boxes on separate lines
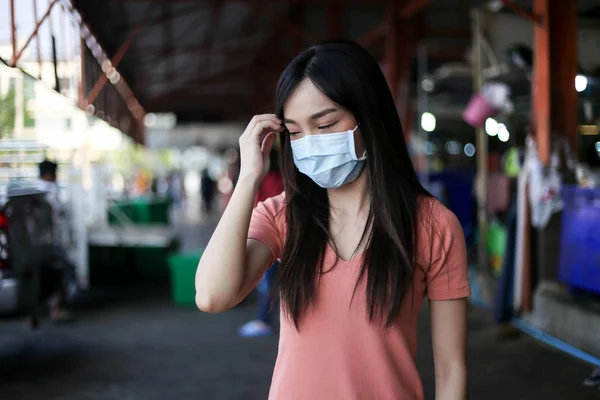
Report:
310,108,338,120
284,107,339,124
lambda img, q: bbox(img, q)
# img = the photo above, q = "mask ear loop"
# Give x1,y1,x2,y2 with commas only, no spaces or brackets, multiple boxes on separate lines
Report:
351,125,367,160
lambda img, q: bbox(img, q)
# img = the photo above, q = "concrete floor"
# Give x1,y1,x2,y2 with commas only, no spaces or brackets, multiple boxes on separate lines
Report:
0,205,598,399
1,285,597,400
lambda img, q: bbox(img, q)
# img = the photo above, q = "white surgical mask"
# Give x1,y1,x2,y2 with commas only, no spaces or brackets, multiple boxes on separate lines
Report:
290,126,366,189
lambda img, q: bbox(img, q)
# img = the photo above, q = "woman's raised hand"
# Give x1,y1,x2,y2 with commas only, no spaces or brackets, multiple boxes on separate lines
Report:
238,114,283,183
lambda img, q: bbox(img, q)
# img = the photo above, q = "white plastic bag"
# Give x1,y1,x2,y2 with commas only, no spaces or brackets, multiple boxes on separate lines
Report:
524,136,563,229
481,81,514,113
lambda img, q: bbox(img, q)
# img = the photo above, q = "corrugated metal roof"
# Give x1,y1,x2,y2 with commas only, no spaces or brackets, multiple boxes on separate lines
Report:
73,0,312,122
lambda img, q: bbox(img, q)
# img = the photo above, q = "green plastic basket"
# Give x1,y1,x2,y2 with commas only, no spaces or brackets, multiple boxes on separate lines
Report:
148,200,169,224
108,198,170,226
168,251,203,306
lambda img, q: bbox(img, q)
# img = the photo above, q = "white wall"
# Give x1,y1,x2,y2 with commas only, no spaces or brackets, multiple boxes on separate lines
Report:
146,123,245,150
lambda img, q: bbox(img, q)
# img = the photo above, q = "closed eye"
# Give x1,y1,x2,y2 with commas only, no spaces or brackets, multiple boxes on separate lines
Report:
317,123,336,130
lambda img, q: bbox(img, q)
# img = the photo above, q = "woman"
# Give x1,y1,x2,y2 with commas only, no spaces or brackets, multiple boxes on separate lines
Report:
196,41,469,400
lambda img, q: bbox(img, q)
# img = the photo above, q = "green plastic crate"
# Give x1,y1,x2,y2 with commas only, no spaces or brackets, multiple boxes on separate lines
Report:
168,251,203,306
148,200,170,224
107,203,136,225
108,198,170,226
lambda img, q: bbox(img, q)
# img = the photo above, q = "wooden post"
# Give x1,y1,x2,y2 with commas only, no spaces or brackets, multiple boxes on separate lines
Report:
532,0,550,167
472,9,489,273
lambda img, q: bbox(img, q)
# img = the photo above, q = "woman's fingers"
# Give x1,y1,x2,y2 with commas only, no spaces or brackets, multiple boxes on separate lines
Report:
261,132,277,154
250,120,283,143
237,114,282,182
244,114,281,138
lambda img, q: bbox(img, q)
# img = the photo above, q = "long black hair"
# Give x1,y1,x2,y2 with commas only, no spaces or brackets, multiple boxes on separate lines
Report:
275,40,431,328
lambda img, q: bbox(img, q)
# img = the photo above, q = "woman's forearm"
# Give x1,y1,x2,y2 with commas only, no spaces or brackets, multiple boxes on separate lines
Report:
435,365,467,400
195,177,258,312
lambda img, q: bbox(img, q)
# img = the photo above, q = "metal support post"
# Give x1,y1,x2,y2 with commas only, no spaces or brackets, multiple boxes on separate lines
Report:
33,0,43,78
472,9,489,272
10,0,17,65
417,43,429,187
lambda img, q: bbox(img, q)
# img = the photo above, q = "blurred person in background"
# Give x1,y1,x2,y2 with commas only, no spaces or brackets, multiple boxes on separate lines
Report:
221,152,241,209
238,149,284,337
195,41,468,399
168,170,186,208
151,175,159,195
36,160,77,324
135,169,149,195
200,168,216,214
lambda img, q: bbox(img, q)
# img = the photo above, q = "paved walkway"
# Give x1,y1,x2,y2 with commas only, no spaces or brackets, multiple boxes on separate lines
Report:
0,202,598,399
1,285,597,400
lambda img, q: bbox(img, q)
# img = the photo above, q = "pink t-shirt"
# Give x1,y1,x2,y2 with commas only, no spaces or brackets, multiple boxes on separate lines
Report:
248,193,470,400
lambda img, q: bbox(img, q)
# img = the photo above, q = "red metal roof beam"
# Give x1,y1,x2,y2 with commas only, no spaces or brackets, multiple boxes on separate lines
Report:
57,10,144,138
356,24,386,48
65,0,159,124
398,0,431,18
500,0,542,25
85,24,143,105
357,0,431,49
259,7,317,45
10,0,59,66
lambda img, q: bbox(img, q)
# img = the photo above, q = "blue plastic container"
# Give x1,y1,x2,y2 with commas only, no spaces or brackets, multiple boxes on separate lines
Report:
426,170,475,238
558,185,600,294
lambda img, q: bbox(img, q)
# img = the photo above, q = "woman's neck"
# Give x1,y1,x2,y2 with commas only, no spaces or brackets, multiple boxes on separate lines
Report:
327,168,370,219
